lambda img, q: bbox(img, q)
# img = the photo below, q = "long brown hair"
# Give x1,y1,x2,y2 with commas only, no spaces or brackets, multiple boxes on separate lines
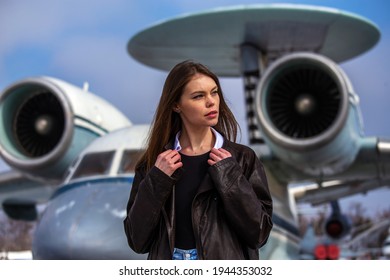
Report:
137,60,239,171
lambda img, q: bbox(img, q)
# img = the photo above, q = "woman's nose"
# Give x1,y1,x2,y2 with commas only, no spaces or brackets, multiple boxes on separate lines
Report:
206,95,215,107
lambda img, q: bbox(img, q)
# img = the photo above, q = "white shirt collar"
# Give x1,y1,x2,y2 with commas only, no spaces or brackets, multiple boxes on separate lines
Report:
173,127,224,151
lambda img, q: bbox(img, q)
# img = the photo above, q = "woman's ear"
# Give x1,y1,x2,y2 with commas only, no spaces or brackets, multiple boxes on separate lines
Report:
173,105,181,113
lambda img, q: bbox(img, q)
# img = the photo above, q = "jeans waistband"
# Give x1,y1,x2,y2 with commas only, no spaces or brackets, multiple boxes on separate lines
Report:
172,248,198,260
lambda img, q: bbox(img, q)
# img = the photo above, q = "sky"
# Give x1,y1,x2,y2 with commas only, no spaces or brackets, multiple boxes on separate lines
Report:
0,0,389,217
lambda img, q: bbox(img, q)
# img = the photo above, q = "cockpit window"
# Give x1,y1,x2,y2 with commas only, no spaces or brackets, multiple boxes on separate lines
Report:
71,151,115,180
118,150,144,174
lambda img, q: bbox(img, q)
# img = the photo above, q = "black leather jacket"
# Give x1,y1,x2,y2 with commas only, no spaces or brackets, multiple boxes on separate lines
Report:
124,139,273,259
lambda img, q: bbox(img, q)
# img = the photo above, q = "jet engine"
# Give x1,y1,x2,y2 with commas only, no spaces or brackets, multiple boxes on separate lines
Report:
256,53,364,176
0,77,131,183
324,201,351,240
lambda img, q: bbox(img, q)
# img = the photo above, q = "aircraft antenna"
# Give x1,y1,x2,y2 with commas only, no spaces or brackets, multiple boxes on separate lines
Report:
83,82,89,92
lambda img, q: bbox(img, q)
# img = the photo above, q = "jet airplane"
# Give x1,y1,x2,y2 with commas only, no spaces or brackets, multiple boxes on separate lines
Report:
0,4,389,259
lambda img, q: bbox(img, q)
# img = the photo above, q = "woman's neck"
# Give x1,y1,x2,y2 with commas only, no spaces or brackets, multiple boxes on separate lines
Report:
179,126,215,155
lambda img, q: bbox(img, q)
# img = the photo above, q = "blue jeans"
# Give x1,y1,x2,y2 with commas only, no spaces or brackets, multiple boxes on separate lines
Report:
172,248,198,260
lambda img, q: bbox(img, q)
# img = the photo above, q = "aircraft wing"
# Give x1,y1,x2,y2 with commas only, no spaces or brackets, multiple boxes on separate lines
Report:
291,179,390,206
0,170,55,205
289,137,390,206
0,170,56,220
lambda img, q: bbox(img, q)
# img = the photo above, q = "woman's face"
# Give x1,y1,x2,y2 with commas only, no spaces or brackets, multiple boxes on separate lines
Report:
175,73,220,131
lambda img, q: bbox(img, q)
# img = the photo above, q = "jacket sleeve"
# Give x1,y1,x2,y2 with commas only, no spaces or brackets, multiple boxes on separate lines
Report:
123,166,175,254
208,149,273,249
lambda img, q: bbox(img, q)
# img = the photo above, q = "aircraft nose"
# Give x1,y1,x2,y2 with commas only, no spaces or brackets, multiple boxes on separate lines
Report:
32,178,147,260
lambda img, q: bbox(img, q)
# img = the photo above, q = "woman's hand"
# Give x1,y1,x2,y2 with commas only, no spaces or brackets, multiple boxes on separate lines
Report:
155,149,183,176
208,148,231,166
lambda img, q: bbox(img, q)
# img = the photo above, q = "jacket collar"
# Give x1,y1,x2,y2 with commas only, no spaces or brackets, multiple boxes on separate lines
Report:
173,127,224,151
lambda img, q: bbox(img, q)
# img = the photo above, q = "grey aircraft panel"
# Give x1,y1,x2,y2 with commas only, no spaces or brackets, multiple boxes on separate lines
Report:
128,4,380,76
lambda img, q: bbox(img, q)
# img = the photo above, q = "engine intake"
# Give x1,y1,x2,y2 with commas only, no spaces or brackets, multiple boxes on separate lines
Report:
15,90,66,158
266,64,340,139
256,53,362,175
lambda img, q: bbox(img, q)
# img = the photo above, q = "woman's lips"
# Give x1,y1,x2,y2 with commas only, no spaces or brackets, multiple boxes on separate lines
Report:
205,110,218,118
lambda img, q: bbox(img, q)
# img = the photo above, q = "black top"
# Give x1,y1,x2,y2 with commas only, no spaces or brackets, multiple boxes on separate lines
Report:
175,152,210,249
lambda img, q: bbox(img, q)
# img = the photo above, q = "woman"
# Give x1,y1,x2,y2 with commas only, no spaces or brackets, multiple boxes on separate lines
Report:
124,60,273,260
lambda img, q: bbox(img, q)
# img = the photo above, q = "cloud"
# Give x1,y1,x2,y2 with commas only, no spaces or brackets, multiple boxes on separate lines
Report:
0,0,145,82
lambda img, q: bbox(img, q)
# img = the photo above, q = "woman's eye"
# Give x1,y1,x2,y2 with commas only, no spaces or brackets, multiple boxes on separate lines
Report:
193,94,203,99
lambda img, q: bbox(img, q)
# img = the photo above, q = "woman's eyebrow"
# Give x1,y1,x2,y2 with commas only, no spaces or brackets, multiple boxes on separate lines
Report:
190,86,218,95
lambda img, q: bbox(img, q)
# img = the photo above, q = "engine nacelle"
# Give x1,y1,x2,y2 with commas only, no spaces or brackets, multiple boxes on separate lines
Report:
324,201,351,240
256,53,363,176
0,77,131,182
